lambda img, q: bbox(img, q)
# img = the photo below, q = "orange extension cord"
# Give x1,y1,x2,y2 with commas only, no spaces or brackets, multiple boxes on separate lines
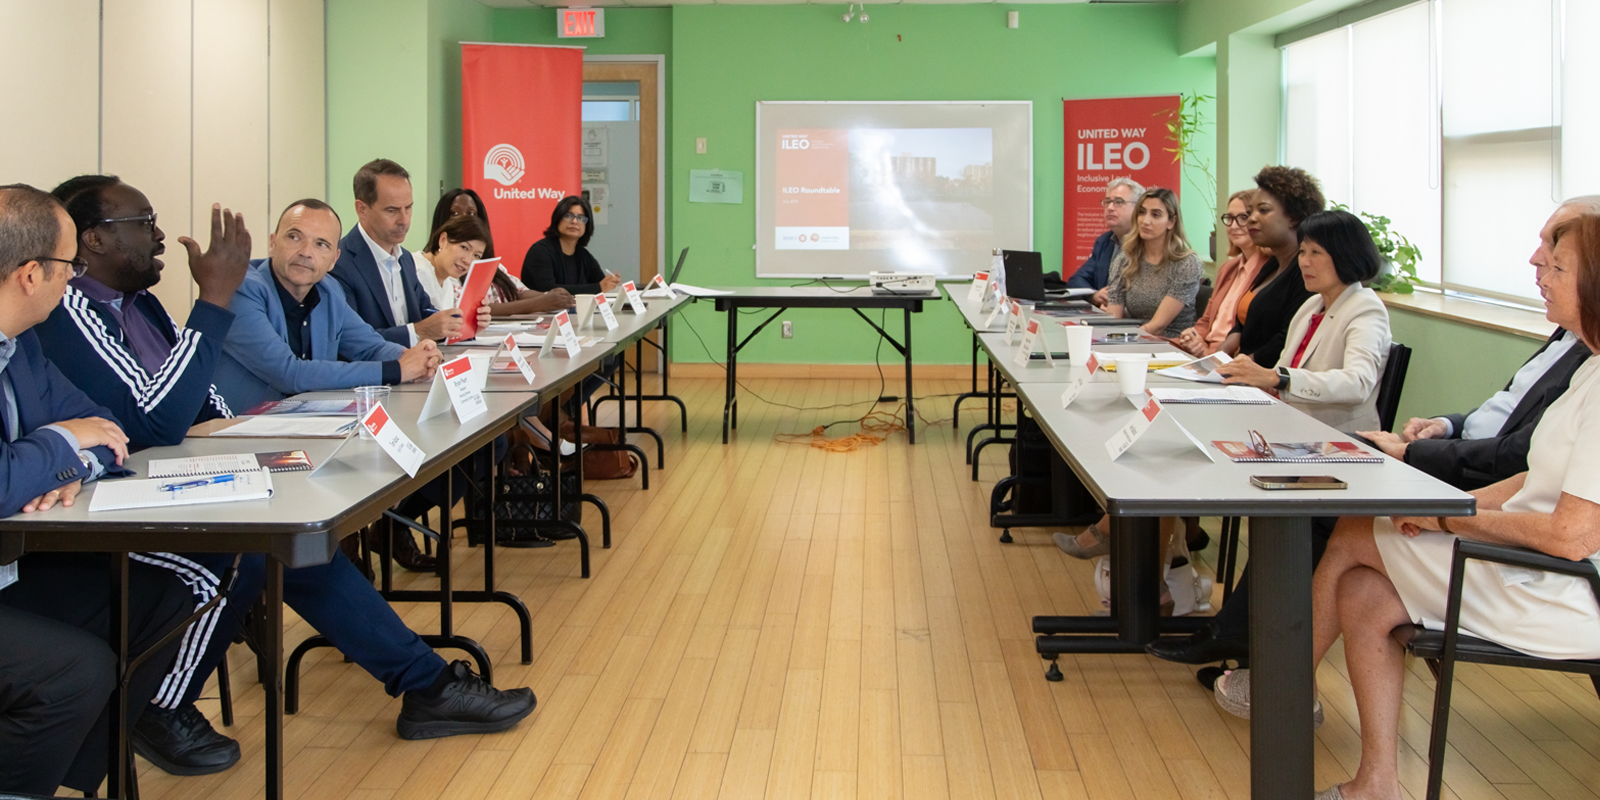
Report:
774,402,953,452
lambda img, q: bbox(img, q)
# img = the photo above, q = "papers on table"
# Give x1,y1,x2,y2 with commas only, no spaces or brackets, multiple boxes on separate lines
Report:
665,283,732,297
147,451,313,478
209,416,358,438
90,467,275,512
1148,387,1274,405
1093,351,1191,371
1212,439,1383,463
1156,352,1233,383
242,398,359,416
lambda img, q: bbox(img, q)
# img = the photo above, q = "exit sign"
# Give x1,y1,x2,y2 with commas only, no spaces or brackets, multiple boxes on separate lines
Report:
558,8,604,38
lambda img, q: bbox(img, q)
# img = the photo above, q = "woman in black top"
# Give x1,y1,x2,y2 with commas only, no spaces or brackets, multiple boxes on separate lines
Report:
1224,165,1325,366
431,188,495,259
520,196,622,295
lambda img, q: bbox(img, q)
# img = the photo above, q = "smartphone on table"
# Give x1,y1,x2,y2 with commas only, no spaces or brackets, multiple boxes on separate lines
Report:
1250,475,1348,490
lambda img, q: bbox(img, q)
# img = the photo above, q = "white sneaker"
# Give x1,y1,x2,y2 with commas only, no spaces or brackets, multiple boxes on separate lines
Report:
560,439,577,457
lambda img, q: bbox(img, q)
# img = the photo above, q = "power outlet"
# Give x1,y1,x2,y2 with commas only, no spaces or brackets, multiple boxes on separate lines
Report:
781,320,793,339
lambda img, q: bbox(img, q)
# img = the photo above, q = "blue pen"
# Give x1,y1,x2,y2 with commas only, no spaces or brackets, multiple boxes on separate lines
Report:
160,474,236,492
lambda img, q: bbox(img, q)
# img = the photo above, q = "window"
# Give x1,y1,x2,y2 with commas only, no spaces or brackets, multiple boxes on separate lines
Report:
1281,0,1588,305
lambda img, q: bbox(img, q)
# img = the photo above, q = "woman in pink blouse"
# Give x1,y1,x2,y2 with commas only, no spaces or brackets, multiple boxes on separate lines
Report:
1174,190,1266,357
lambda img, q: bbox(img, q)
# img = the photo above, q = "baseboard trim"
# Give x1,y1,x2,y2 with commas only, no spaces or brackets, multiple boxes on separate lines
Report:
671,362,971,380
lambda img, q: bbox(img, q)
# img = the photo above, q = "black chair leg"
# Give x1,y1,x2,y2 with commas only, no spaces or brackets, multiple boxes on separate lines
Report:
216,656,234,727
1590,674,1600,699
1424,653,1458,800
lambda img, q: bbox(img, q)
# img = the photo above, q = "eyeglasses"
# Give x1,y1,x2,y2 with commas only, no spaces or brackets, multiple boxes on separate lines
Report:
1220,214,1249,227
1248,430,1276,459
98,213,158,232
562,213,589,224
24,256,90,278
1099,198,1130,209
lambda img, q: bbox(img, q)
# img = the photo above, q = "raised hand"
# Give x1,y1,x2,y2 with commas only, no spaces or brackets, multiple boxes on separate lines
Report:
180,204,252,308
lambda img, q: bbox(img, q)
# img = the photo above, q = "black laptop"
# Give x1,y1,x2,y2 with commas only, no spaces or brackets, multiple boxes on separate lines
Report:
668,247,688,285
1002,249,1045,301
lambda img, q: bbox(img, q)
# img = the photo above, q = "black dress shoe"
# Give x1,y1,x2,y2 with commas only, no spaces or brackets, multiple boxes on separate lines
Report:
132,703,241,776
364,525,437,573
1144,625,1248,665
396,661,537,740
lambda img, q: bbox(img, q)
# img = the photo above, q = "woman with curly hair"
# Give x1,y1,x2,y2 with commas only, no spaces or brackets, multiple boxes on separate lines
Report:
1221,165,1326,366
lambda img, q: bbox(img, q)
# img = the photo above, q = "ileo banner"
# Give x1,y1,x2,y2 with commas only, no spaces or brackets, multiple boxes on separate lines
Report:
461,43,584,266
1061,96,1182,274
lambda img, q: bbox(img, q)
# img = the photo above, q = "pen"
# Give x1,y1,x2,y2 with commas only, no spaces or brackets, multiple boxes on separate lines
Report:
160,474,236,492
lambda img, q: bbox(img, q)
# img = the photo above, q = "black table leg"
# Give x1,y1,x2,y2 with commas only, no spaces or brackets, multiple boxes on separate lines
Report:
1247,516,1314,799
904,307,916,444
106,553,128,799
264,557,284,800
723,307,737,444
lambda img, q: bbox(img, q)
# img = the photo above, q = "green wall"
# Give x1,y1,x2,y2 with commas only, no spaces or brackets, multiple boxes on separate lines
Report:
326,0,492,251
494,4,1215,365
1386,309,1543,425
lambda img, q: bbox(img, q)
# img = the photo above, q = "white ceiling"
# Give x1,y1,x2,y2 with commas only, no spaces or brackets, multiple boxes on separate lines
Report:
476,0,1176,7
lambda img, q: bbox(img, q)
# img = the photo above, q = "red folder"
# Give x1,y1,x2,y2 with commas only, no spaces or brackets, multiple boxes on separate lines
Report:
447,258,500,344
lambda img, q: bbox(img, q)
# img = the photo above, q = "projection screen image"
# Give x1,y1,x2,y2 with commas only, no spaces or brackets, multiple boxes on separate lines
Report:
756,101,1032,279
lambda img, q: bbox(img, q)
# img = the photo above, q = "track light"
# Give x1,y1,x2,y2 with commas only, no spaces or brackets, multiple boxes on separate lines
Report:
842,3,854,22
859,4,869,22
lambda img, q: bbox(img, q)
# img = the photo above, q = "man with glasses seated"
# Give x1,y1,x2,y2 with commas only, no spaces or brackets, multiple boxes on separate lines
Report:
1064,177,1143,307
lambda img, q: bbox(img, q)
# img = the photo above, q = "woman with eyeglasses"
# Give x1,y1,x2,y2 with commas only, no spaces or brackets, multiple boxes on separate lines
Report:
520,196,622,295
1173,190,1265,357
1213,209,1391,431
1104,187,1203,337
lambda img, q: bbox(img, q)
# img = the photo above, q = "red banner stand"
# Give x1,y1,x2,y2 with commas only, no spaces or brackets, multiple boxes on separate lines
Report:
1061,96,1182,274
462,44,584,269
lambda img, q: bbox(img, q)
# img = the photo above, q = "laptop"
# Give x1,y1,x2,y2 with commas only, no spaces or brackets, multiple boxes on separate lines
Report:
1002,249,1045,302
668,247,688,285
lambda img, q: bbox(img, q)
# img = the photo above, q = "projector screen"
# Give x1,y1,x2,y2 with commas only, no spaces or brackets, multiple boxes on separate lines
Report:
755,101,1032,279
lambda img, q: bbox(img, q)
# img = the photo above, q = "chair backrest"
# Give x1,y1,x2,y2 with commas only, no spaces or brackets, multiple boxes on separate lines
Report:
1193,277,1214,316
1375,342,1412,432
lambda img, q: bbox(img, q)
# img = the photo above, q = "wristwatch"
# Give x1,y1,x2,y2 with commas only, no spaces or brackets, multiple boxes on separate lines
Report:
1275,366,1291,391
77,450,93,469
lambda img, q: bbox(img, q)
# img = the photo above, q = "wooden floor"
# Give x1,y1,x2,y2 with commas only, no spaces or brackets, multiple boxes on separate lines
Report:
132,375,1600,800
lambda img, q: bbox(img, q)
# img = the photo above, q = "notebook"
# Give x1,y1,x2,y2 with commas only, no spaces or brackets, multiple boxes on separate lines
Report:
89,467,276,512
242,399,360,416
146,451,314,479
209,416,359,438
1212,440,1382,463
1149,387,1274,405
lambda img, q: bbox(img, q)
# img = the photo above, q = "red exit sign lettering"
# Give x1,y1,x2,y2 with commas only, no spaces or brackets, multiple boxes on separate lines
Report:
557,8,605,38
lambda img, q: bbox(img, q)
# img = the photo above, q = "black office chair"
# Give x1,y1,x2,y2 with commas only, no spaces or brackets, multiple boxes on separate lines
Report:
1391,538,1600,800
1193,277,1214,319
1213,341,1414,603
1375,342,1413,433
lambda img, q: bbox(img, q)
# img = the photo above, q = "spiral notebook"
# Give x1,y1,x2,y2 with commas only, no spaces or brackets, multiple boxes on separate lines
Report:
89,468,275,512
1212,440,1382,463
146,450,313,479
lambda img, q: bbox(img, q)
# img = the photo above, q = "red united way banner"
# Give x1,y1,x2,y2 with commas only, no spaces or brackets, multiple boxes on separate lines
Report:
1062,96,1182,273
462,43,584,265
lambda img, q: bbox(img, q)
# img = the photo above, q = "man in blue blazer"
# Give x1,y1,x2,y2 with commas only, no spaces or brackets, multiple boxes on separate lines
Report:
214,200,440,412
328,159,480,346
1064,177,1142,307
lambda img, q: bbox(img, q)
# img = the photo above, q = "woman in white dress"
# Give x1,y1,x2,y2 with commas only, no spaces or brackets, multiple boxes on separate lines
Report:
1217,214,1600,800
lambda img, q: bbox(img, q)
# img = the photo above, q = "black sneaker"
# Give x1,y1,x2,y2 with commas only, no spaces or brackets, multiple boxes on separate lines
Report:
132,703,241,776
396,661,536,740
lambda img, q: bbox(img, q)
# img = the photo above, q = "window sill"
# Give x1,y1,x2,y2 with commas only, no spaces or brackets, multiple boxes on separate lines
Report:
1377,289,1555,342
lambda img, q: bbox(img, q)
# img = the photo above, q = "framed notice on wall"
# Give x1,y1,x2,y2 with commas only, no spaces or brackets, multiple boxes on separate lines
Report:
1061,96,1182,275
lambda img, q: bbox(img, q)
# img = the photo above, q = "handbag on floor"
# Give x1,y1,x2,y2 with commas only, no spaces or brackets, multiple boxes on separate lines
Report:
1092,545,1214,617
558,421,638,480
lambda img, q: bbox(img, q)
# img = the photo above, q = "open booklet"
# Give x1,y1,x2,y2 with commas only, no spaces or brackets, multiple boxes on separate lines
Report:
89,467,276,512
1212,439,1382,463
1156,352,1232,383
146,451,313,478
1149,387,1274,405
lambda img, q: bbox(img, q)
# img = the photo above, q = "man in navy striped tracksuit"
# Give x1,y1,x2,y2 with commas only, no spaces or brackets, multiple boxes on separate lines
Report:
35,177,534,777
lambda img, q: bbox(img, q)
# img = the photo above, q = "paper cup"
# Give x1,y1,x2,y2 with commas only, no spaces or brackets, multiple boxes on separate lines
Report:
1114,354,1152,394
468,354,492,390
353,386,390,439
1064,325,1094,363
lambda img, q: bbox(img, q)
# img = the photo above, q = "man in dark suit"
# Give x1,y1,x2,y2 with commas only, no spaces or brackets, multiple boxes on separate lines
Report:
0,182,194,795
328,159,482,346
1146,196,1600,675
1064,177,1142,307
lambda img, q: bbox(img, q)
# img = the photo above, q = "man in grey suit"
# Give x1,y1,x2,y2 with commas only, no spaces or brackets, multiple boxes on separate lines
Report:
1358,196,1600,490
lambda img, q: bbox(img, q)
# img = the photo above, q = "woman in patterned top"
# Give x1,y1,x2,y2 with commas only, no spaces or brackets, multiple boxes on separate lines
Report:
1104,187,1204,338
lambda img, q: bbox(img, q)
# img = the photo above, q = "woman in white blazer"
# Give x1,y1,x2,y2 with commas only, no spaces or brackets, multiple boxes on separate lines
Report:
1214,210,1391,431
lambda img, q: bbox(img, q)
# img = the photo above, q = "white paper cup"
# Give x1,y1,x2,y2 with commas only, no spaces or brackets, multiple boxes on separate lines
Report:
353,386,390,439
1064,325,1094,362
1114,354,1152,394
468,354,492,390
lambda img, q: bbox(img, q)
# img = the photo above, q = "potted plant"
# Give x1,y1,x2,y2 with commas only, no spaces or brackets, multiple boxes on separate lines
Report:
1331,203,1424,294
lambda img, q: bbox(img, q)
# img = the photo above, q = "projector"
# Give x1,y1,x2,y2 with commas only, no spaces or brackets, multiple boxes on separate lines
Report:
868,272,936,294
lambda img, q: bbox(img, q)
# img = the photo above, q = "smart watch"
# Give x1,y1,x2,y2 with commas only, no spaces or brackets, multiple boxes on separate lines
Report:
1275,366,1291,391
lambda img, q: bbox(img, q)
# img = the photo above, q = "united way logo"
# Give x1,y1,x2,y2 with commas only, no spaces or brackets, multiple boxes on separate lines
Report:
483,143,525,186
